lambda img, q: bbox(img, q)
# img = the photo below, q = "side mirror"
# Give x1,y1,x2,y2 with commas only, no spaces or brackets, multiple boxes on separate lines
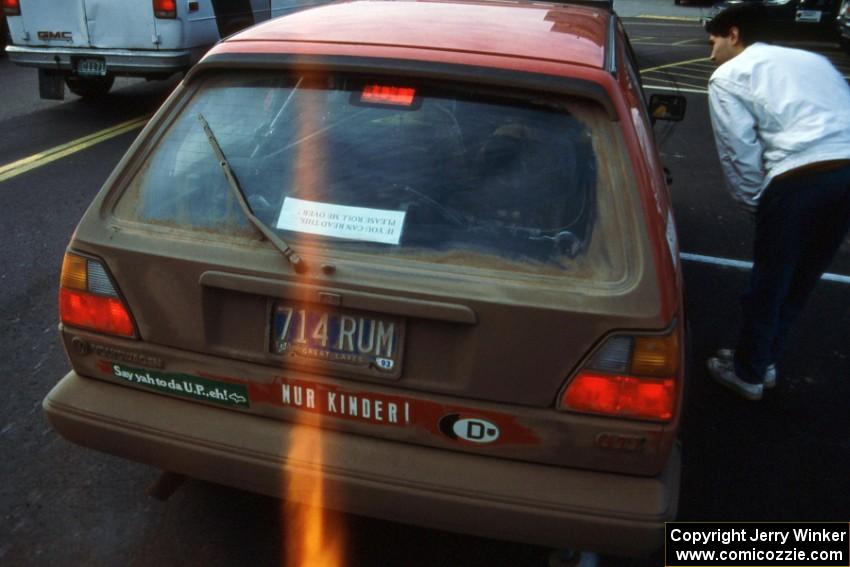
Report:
649,94,687,123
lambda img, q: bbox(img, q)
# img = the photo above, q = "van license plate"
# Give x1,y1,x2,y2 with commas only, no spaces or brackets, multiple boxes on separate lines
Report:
77,58,107,76
271,303,405,378
796,10,822,22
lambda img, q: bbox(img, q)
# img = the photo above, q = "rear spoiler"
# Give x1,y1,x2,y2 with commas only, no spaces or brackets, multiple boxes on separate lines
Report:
189,53,620,120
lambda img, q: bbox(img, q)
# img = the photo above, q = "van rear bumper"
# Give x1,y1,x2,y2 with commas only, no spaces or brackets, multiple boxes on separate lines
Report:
44,371,679,556
5,45,205,74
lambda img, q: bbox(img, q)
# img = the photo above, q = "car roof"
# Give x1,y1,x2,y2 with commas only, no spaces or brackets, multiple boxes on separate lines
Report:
214,0,610,70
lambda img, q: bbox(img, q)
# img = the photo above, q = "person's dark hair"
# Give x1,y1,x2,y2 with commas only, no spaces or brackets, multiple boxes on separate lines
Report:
704,3,766,45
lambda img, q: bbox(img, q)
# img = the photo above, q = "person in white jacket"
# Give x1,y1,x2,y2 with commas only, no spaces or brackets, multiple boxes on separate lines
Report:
705,3,850,400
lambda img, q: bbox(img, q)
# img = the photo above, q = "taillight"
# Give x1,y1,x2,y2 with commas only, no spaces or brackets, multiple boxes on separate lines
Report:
559,329,680,421
59,253,136,338
152,0,176,19
2,0,21,16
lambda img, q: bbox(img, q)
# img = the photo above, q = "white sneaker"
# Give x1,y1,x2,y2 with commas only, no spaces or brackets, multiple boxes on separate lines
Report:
707,357,764,401
717,348,777,389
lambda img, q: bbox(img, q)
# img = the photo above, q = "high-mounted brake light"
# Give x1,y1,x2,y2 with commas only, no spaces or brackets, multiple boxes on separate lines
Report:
152,0,176,19
59,253,135,338
560,329,680,421
2,0,21,16
360,85,416,107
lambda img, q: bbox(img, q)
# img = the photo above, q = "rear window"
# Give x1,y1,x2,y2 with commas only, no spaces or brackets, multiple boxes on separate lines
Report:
115,71,637,280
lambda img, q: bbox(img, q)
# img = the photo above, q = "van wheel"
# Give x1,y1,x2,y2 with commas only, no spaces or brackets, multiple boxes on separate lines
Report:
66,74,115,99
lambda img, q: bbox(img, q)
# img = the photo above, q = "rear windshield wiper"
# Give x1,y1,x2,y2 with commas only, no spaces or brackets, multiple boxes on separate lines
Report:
198,113,307,274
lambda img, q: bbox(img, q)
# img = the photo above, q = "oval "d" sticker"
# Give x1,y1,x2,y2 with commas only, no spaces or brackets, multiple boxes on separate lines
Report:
450,417,500,444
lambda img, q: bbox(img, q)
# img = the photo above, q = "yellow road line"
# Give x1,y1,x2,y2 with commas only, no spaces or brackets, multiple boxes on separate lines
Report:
0,115,151,183
640,56,712,75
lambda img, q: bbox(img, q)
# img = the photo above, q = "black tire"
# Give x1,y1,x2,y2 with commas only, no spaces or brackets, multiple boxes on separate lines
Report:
1,16,8,52
65,74,115,99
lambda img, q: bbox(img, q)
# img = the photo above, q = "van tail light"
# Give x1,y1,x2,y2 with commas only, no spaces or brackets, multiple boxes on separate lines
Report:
559,328,680,421
2,0,21,16
59,253,136,338
152,0,176,19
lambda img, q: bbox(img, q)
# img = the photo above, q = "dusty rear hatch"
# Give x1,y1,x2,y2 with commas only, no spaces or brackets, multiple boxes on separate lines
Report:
63,66,680,475
18,0,155,48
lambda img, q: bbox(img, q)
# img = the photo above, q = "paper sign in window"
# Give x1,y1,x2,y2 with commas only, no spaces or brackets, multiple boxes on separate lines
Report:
276,198,406,245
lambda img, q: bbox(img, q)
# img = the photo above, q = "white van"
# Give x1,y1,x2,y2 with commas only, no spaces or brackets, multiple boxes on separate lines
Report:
3,0,328,99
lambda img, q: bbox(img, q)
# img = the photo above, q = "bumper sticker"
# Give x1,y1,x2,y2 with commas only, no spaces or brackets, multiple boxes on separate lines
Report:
110,363,250,408
267,378,413,426
103,363,538,446
247,377,539,446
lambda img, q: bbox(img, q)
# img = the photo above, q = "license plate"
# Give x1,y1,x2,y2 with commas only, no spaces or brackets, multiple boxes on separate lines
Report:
270,303,405,378
796,9,823,22
77,58,107,77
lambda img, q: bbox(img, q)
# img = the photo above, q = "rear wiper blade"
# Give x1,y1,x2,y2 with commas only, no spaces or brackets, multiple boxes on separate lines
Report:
198,113,307,274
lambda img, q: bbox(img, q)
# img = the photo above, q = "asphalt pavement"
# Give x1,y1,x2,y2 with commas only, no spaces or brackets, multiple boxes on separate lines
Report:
2,4,850,567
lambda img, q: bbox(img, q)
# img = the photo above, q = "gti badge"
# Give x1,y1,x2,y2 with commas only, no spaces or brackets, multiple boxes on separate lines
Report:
439,414,500,444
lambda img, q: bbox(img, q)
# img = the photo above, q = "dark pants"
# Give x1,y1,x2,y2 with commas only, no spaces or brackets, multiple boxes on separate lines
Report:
734,163,850,383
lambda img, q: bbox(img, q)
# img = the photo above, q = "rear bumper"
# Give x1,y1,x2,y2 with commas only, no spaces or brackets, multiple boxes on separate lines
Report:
44,371,679,556
4,45,205,74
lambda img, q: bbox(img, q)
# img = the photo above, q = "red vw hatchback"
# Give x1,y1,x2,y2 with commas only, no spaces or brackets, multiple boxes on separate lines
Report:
44,0,687,557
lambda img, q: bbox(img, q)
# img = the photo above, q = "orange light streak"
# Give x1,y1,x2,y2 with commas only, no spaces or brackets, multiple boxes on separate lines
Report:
282,77,345,567
284,424,344,567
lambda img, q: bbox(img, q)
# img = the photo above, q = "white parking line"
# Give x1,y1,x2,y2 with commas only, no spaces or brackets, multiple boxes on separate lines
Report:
640,56,712,74
680,61,717,69
644,68,712,82
634,15,702,23
631,41,705,47
643,84,708,94
624,19,702,26
681,252,850,284
673,38,706,46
